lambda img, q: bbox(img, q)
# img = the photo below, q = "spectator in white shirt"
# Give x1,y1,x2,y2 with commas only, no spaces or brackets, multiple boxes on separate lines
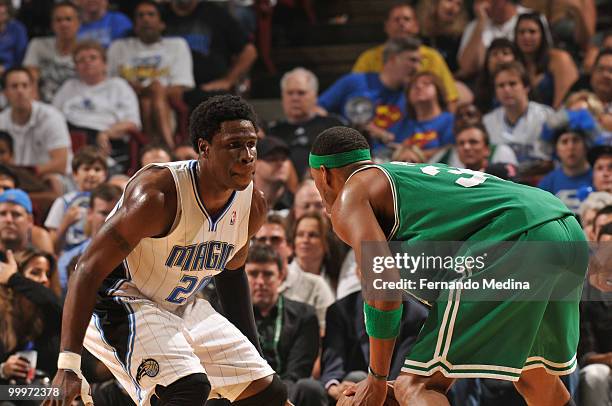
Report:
483,61,553,164
107,1,194,149
0,67,71,184
53,40,140,171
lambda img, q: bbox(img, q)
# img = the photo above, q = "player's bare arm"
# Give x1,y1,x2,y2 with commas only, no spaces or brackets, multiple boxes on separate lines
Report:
44,167,177,406
331,168,402,406
61,167,177,353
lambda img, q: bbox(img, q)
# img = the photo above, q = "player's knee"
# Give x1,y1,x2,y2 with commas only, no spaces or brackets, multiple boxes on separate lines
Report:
232,374,287,406
152,373,211,406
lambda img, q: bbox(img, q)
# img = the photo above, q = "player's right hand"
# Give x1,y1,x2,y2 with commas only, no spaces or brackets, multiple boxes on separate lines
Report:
43,369,92,406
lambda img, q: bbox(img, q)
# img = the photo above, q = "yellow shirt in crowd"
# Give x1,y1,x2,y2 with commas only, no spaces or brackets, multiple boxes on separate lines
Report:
352,44,459,103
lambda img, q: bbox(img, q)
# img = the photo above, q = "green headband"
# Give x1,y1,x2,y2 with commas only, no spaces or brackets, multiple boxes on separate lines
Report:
309,149,371,169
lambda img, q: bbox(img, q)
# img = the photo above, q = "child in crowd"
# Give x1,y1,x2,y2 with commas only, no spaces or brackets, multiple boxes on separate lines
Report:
44,146,107,255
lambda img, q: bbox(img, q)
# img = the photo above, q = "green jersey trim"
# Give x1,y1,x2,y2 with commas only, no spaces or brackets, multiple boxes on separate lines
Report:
346,165,399,241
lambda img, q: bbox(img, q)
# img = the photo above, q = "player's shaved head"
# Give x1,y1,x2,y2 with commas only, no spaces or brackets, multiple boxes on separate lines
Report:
311,126,370,157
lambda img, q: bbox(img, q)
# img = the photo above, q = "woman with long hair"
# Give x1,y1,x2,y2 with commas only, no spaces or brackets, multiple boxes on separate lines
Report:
289,212,342,294
0,249,62,384
514,12,578,108
16,248,61,298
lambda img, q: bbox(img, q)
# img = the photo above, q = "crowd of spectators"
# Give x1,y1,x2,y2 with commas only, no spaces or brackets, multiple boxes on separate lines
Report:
0,0,611,405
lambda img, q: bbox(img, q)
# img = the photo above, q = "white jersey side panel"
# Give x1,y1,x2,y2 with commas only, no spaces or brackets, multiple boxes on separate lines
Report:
104,160,252,310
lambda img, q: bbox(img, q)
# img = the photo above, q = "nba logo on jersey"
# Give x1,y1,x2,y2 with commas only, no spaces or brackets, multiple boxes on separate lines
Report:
230,210,236,225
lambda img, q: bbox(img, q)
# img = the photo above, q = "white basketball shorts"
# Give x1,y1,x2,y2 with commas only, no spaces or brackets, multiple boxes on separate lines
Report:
84,296,274,405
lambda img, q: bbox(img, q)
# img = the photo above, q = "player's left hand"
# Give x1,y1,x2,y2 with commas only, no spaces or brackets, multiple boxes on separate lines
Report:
337,376,388,406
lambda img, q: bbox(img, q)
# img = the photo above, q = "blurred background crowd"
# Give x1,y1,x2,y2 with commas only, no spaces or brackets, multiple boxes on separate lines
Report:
0,0,611,405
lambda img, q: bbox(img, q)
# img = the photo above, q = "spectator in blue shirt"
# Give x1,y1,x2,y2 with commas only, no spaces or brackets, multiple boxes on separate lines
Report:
539,126,593,213
77,0,132,48
0,0,27,74
318,37,421,152
392,71,454,163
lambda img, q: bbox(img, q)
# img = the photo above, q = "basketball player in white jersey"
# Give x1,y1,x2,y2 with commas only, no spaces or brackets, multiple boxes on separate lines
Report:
44,95,289,406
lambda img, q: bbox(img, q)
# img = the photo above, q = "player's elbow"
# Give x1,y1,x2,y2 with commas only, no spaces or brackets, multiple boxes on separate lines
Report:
68,258,106,292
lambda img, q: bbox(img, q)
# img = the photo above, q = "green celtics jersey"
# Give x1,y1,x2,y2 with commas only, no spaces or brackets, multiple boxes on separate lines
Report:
368,162,573,241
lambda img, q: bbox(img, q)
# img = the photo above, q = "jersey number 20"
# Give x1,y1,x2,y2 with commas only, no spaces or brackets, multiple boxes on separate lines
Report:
166,275,212,304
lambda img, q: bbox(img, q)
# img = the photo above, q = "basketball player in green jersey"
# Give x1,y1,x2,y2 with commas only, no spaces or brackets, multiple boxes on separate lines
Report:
309,126,588,406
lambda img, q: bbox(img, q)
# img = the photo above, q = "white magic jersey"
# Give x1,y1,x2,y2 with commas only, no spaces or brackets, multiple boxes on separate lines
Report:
102,160,252,311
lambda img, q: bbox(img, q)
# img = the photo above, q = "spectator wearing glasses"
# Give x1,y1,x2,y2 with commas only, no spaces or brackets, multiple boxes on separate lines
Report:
289,179,356,299
253,213,334,332
246,244,325,406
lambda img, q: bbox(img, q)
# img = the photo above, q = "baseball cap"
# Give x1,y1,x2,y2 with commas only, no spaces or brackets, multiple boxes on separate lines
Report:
256,136,289,161
588,145,612,166
0,188,33,213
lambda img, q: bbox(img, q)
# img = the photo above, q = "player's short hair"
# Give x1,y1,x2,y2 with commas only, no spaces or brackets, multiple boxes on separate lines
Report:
246,243,283,274
189,95,259,152
598,222,612,240
311,126,370,157
72,146,108,173
383,36,421,64
492,61,530,88
90,183,122,208
0,131,13,155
